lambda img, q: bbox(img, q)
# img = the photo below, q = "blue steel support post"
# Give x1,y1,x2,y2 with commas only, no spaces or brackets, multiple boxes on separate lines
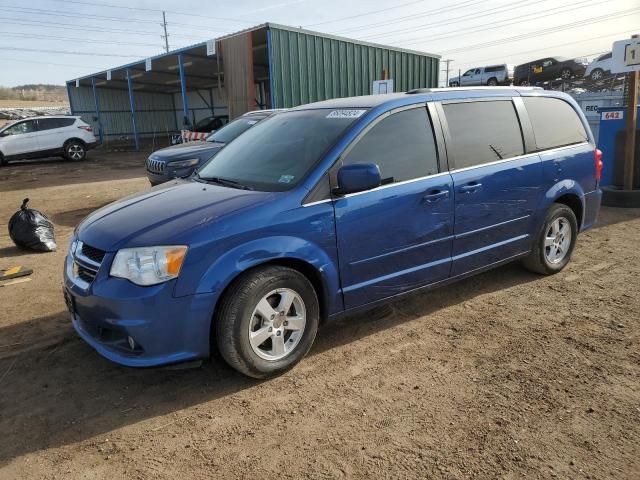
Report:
66,82,75,114
91,77,103,144
178,53,190,127
126,68,140,151
267,29,276,109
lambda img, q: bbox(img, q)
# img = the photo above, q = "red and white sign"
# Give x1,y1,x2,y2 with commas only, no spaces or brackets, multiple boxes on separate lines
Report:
601,110,624,121
181,130,209,142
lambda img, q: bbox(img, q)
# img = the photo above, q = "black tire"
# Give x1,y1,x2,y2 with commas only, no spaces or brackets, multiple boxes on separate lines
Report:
0,153,6,166
519,79,530,86
450,81,459,87
522,204,578,275
560,68,572,79
215,266,320,379
486,77,498,86
590,68,604,81
64,140,86,161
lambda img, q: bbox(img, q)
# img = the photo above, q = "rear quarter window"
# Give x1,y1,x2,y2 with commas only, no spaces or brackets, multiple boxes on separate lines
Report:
484,65,505,73
522,96,588,151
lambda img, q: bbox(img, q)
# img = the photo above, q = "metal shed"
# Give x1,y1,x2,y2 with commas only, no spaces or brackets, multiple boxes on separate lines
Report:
66,23,440,149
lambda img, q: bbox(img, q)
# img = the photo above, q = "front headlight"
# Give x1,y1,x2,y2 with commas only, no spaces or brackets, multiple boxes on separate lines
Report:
167,158,199,168
110,246,188,286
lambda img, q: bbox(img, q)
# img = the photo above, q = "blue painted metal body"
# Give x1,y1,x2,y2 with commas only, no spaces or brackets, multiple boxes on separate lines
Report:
126,68,139,151
178,53,189,127
91,77,104,144
65,87,601,368
596,106,640,187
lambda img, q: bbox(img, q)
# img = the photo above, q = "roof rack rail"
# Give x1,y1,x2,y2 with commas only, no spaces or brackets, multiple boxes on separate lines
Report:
406,86,543,94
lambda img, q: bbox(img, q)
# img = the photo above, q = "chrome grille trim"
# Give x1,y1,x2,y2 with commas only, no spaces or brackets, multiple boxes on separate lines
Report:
147,157,166,173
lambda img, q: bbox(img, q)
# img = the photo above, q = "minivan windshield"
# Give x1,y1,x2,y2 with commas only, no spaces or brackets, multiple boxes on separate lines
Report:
206,116,265,144
197,109,364,191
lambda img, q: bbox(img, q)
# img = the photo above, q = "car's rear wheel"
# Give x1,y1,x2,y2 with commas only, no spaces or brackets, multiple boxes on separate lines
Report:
519,79,530,86
487,77,498,86
215,266,320,379
523,204,578,275
0,153,5,166
561,68,572,79
590,68,604,81
64,140,86,161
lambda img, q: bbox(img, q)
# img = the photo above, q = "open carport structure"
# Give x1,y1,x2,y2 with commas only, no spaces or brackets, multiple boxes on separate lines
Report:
66,23,440,149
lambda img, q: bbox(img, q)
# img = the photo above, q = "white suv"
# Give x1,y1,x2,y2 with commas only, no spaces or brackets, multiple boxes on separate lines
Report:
0,116,97,165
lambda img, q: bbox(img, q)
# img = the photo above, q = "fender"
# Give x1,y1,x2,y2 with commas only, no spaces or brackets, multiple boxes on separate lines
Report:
536,179,586,227
192,235,343,315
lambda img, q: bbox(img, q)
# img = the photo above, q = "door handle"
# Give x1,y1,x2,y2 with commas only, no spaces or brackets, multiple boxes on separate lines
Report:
458,182,482,193
423,190,449,202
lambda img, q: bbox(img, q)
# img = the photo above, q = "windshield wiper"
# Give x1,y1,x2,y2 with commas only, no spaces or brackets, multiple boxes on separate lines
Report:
195,174,253,190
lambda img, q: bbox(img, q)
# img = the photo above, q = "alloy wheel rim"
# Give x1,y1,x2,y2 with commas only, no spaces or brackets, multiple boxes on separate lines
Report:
544,217,572,264
248,288,306,361
69,144,84,160
592,70,603,81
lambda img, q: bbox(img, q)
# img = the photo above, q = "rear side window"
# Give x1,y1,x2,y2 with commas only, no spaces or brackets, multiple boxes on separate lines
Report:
342,107,439,183
522,97,588,150
442,100,524,169
38,118,75,130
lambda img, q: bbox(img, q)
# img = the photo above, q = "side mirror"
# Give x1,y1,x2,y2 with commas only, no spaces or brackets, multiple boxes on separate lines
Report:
333,163,381,196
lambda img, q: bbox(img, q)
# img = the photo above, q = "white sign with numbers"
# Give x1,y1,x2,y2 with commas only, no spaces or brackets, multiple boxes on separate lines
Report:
601,110,624,121
145,58,152,71
206,39,216,56
611,38,640,74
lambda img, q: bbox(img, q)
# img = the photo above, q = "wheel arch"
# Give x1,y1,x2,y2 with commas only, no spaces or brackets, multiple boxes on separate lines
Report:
64,137,87,148
541,181,585,229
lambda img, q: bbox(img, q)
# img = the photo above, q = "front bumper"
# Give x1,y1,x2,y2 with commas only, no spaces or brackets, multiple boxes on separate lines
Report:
64,251,216,367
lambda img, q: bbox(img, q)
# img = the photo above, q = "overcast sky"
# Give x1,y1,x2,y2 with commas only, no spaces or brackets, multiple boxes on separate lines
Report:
0,0,638,87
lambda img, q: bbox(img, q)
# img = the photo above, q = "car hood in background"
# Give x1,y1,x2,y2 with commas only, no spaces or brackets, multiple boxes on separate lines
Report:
77,180,274,251
149,141,225,160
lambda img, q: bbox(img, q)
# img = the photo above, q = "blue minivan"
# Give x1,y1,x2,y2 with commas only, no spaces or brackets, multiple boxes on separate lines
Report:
64,87,602,378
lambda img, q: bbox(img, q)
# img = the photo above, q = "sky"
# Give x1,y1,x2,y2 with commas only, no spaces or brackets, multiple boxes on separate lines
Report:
0,0,638,87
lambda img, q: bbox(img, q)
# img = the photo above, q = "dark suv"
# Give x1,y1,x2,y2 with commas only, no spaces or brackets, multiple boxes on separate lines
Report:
514,57,588,85
147,110,280,185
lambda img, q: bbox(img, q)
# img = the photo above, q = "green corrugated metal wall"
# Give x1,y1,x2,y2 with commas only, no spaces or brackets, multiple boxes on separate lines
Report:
269,26,439,108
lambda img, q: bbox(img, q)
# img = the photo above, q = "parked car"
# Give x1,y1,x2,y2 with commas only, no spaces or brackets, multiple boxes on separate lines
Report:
449,64,513,87
64,87,602,378
514,57,588,85
584,52,612,81
0,116,96,165
146,110,280,186
191,115,229,133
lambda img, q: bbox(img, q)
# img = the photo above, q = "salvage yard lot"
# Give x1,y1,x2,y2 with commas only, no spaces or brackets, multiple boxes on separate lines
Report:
0,152,638,479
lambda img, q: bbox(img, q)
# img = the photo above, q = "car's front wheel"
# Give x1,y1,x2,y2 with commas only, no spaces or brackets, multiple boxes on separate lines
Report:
449,81,459,87
523,203,578,275
561,68,572,79
64,140,86,161
0,153,5,166
215,266,320,378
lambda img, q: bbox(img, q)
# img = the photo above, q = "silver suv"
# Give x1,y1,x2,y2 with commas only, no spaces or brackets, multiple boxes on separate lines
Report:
449,64,514,87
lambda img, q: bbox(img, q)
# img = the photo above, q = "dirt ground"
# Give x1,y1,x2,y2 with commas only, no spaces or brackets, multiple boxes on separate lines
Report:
0,151,638,479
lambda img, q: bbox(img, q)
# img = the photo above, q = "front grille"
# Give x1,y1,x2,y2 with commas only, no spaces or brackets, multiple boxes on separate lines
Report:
81,243,106,263
73,241,104,285
76,263,98,283
147,157,166,173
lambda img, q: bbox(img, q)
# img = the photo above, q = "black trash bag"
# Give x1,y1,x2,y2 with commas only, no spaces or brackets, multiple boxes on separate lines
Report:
8,198,57,252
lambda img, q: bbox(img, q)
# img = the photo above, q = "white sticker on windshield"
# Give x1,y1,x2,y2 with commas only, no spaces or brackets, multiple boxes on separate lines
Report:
247,120,258,125
278,175,295,183
326,109,367,119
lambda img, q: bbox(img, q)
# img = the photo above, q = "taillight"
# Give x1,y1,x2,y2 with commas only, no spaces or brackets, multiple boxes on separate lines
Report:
595,148,603,183
78,125,93,132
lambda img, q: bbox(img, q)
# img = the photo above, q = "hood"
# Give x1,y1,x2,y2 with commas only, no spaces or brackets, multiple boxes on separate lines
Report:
77,180,274,251
149,141,225,160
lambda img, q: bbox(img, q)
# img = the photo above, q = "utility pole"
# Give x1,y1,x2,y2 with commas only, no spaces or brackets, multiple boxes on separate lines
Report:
161,11,170,53
443,59,454,84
